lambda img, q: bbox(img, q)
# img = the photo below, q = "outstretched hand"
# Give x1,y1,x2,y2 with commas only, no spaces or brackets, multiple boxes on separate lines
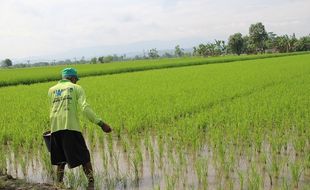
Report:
100,122,112,133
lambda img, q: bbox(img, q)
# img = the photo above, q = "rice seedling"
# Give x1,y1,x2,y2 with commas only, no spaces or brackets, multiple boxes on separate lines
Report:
290,160,304,189
248,165,262,190
194,157,208,189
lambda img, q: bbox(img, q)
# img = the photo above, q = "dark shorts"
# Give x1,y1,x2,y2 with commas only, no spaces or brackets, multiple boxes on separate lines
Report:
51,130,90,168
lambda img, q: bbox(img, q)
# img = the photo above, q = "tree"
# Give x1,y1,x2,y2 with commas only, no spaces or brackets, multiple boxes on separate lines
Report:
98,56,113,63
288,33,298,52
249,22,268,53
205,43,216,56
90,57,97,64
104,55,113,63
242,35,255,54
214,40,227,55
80,56,86,64
193,47,198,56
193,43,216,57
228,33,244,55
1,59,12,67
274,34,297,53
162,52,173,58
148,48,160,59
184,52,192,57
295,35,310,51
64,59,72,64
174,45,184,57
195,44,207,56
265,32,277,50
134,55,143,60
98,56,104,63
274,36,286,53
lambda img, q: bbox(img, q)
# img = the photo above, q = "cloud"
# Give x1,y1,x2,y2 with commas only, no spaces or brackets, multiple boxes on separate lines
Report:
0,0,309,60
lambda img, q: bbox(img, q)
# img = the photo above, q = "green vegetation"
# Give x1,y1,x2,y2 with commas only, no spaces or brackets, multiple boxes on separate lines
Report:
0,52,308,87
194,22,310,57
0,59,12,68
0,54,309,189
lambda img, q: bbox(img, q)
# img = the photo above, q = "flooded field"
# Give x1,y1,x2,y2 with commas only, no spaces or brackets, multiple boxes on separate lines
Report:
3,133,310,190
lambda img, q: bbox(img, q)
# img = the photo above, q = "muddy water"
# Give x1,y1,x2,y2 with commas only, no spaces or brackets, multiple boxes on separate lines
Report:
4,136,310,190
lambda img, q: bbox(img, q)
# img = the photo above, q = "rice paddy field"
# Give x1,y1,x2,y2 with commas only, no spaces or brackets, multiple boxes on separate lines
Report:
0,53,309,190
0,52,306,87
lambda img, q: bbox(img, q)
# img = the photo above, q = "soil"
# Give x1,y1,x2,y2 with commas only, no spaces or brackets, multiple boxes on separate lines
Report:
0,174,58,190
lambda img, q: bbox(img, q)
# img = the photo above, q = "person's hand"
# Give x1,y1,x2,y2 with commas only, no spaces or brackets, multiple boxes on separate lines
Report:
100,122,112,133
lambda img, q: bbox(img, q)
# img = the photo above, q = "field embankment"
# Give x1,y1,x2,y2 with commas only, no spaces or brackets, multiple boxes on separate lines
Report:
0,174,56,190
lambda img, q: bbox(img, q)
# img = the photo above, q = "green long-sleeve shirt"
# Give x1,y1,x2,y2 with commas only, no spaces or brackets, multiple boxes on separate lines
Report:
48,79,102,133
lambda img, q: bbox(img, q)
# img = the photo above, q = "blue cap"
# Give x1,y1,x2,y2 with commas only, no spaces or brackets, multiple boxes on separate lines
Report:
61,68,79,80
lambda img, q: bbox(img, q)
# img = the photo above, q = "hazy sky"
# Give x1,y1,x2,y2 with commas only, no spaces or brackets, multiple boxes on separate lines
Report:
0,0,309,60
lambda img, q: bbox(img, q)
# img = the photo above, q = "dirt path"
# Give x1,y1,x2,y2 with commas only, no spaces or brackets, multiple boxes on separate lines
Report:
0,174,58,190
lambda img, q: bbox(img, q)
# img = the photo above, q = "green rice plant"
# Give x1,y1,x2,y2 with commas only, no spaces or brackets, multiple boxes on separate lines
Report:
107,134,114,159
130,145,143,184
40,149,54,180
194,157,208,189
165,173,177,190
252,128,264,154
153,184,160,190
101,151,109,176
224,178,234,190
281,179,290,190
101,172,118,190
266,152,286,187
290,160,304,188
64,168,88,189
167,143,176,166
148,143,155,177
258,151,267,171
293,135,306,156
86,126,96,150
111,151,121,178
269,134,282,156
305,151,310,175
93,172,104,190
143,132,151,152
237,170,245,190
0,146,7,175
248,165,262,190
19,154,27,178
177,148,186,169
120,135,129,153
157,135,164,169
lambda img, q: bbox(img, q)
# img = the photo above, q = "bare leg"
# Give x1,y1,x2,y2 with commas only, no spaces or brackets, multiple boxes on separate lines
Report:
83,162,94,187
56,163,66,183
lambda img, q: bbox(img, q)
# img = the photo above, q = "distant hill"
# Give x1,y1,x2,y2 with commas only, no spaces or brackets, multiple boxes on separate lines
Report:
12,37,209,63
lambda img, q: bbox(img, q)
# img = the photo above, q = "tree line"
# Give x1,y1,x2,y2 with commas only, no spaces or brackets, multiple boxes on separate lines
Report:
1,22,309,68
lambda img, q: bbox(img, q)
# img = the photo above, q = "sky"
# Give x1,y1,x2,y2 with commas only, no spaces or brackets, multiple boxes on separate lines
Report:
0,0,309,62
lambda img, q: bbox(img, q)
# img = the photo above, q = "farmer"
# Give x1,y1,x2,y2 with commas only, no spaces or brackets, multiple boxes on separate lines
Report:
48,68,111,189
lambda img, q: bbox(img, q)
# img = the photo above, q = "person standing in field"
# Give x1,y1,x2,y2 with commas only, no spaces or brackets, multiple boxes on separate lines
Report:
48,68,112,189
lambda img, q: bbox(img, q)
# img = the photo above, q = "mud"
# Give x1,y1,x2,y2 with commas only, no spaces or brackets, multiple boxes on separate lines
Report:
0,174,57,190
